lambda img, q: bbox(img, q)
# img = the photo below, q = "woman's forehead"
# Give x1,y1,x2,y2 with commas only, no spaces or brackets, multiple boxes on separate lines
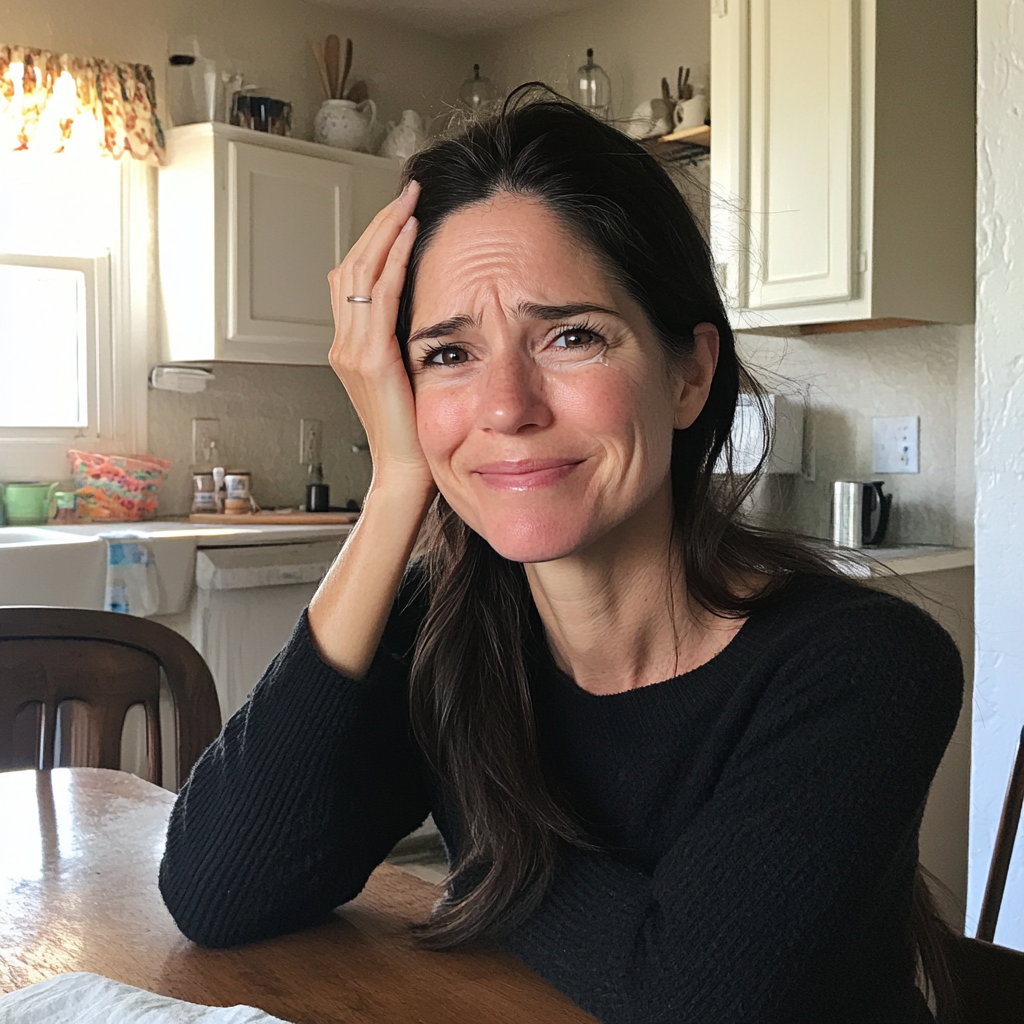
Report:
412,194,617,319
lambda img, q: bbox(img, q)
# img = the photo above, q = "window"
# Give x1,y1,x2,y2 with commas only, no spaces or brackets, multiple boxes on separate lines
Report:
0,256,102,430
0,153,151,481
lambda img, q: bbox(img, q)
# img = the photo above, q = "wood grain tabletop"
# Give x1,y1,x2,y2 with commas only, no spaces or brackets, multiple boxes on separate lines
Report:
0,768,597,1023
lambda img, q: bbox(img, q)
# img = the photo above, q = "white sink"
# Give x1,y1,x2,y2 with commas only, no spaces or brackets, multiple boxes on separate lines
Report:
0,527,91,545
0,527,107,608
0,525,197,614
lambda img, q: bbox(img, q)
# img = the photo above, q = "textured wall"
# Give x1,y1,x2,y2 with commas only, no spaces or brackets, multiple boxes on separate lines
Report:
738,324,975,548
971,0,1024,950
149,364,371,515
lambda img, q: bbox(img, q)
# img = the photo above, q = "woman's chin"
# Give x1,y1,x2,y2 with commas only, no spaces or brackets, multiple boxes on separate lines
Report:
476,516,593,565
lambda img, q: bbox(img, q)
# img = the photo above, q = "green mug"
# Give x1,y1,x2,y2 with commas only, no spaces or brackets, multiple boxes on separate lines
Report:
1,481,59,525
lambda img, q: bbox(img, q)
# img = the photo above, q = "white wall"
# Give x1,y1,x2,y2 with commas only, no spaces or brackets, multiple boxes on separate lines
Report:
970,0,1024,950
471,0,709,124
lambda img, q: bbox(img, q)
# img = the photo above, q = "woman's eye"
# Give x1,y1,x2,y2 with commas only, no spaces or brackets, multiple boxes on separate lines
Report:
553,328,599,349
426,346,469,366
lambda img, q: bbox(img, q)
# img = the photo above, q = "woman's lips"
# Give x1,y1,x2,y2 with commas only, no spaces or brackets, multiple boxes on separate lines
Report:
472,458,585,491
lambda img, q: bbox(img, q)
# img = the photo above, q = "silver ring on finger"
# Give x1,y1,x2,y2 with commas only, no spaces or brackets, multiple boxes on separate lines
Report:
347,295,373,303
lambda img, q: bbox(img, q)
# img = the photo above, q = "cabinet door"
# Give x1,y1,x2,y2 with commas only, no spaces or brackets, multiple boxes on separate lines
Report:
744,0,856,310
227,141,353,359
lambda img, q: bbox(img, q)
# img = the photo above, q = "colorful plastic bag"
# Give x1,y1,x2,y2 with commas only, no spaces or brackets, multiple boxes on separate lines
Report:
69,450,171,521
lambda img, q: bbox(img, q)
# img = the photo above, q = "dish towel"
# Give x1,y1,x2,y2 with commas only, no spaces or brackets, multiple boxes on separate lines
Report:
103,533,160,617
0,972,290,1023
0,974,288,1024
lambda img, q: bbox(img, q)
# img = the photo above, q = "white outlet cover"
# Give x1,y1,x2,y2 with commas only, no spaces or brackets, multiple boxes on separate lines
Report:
873,416,919,474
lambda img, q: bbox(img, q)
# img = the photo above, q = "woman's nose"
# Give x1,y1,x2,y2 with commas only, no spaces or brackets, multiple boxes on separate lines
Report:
476,352,552,434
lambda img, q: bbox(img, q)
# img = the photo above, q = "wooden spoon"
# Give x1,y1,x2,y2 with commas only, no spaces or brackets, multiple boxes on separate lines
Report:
340,38,353,102
311,42,331,101
325,34,341,99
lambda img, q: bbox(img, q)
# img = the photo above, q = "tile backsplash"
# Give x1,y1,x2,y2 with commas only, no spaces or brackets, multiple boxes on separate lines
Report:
737,322,974,548
148,363,370,516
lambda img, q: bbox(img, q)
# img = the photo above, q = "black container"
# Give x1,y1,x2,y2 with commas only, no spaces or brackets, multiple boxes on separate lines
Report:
306,483,330,512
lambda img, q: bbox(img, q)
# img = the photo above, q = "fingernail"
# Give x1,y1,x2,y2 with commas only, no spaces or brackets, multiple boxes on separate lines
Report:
401,215,418,233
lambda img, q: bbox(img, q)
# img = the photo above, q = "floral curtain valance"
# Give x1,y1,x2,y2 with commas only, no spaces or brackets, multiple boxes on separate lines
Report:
0,46,164,162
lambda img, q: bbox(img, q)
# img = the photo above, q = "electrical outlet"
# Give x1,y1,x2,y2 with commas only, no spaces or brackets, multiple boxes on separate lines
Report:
873,416,919,474
192,418,220,466
300,418,323,465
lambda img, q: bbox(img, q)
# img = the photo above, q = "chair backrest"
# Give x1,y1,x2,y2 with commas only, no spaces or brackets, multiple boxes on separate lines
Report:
0,606,221,788
943,934,1024,1023
976,723,1024,942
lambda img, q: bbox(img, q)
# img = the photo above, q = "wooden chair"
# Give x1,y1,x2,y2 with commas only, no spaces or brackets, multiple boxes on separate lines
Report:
0,606,221,789
938,723,1024,1022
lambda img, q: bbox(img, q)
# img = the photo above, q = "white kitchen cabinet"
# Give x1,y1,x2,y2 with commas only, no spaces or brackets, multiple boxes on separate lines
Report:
710,0,975,329
158,123,401,364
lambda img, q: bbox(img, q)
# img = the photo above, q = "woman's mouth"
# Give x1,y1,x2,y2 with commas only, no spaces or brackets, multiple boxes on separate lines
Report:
472,458,585,491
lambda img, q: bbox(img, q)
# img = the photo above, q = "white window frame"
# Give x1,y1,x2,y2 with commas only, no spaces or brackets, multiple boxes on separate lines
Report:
0,159,151,483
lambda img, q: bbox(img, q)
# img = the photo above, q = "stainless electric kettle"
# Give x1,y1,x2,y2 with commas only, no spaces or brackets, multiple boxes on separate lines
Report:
831,481,892,548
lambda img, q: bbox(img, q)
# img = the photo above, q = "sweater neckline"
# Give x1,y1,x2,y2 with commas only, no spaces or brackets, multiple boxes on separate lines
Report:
536,587,787,704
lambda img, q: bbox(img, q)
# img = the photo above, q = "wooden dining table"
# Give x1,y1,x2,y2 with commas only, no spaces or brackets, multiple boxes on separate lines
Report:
0,767,597,1023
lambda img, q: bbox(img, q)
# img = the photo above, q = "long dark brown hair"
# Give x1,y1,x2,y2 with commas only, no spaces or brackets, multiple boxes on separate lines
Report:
395,86,957,1016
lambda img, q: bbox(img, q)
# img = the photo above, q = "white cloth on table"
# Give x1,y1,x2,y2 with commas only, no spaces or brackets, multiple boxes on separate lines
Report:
0,972,289,1023
103,533,159,617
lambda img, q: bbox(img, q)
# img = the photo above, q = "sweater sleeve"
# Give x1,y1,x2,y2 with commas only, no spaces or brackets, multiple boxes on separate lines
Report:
500,598,963,1024
159,579,432,948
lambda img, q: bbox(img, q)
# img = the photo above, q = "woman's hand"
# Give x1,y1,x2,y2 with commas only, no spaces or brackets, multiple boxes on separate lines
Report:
327,180,434,499
310,183,435,679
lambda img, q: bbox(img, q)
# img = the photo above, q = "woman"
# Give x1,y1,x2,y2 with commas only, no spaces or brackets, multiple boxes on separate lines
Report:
160,91,962,1023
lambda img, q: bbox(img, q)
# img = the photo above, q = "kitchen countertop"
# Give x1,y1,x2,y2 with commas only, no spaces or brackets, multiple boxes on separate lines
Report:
830,545,974,578
6,519,355,547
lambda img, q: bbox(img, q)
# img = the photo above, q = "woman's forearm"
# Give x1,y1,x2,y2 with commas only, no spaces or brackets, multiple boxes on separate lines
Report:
307,480,433,680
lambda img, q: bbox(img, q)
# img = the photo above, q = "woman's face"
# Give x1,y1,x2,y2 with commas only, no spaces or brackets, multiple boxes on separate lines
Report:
407,193,717,564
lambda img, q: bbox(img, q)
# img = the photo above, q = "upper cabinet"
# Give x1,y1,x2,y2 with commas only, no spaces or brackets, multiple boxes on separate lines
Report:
710,0,975,330
158,123,401,364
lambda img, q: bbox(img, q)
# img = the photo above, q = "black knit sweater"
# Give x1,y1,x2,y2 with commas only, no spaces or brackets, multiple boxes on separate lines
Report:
159,572,963,1023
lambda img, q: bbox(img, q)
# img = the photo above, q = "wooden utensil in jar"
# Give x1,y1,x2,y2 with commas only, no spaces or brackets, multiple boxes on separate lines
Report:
325,34,341,99
312,42,331,100
340,37,353,101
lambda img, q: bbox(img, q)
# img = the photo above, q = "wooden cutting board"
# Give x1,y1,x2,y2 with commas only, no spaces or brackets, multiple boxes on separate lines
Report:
189,511,359,525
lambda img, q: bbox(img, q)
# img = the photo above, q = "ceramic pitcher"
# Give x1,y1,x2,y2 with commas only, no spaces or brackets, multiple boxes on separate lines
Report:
380,110,426,161
314,98,378,152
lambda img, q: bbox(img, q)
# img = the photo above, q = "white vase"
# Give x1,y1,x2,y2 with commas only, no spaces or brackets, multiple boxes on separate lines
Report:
380,110,426,161
314,98,378,152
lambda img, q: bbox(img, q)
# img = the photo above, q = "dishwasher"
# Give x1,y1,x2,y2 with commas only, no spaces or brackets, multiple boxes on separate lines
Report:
191,538,344,720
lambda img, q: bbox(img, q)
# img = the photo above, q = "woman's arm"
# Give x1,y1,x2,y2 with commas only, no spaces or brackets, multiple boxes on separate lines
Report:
160,183,439,948
159,578,432,948
501,601,963,1023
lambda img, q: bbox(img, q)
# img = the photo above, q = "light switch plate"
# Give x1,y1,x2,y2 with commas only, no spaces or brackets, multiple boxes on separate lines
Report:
192,418,220,466
300,418,323,465
873,416,919,474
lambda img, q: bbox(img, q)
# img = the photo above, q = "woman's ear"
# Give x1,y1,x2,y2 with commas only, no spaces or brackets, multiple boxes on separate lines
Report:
673,323,720,430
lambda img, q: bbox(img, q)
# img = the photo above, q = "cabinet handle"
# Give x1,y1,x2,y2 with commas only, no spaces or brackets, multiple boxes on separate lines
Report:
713,0,728,16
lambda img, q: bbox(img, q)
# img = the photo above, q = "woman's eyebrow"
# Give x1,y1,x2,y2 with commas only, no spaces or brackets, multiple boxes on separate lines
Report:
513,301,623,322
408,315,477,345
408,303,623,345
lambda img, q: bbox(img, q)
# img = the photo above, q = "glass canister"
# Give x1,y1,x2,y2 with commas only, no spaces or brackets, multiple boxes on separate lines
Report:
53,490,79,524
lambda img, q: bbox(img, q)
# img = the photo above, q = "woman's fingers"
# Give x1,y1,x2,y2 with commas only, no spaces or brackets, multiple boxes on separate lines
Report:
329,181,420,356
347,181,420,294
369,216,417,327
